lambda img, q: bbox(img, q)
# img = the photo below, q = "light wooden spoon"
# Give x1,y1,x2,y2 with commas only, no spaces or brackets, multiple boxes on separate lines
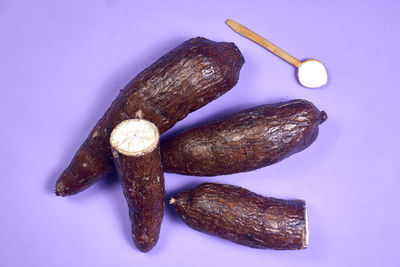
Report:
226,19,328,88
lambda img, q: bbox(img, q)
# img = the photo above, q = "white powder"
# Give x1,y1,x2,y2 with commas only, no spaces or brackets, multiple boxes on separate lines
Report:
297,59,328,88
110,119,159,156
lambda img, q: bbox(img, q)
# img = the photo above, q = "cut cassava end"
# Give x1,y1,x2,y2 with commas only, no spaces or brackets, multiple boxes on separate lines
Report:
55,37,244,196
170,183,308,250
110,119,159,156
110,119,165,252
161,99,327,176
304,209,309,248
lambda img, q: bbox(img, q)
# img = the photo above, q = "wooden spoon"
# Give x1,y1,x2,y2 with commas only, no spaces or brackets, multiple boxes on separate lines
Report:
226,19,328,88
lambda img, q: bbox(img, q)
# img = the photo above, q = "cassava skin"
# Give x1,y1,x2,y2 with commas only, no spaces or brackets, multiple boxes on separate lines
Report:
110,119,164,252
161,99,327,176
170,183,308,250
55,37,244,196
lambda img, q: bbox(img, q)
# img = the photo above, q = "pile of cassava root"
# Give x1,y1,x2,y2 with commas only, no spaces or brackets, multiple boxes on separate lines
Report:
55,37,327,252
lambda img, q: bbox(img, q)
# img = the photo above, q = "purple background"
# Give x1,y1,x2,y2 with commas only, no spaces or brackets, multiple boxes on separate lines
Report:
1,1,399,266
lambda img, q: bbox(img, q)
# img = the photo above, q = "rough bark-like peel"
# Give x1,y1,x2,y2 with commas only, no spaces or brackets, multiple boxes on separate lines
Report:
111,120,164,252
171,183,308,250
55,37,244,196
161,99,327,176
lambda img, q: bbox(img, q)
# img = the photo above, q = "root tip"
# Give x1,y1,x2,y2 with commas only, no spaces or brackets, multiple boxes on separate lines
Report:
319,111,328,124
54,189,64,197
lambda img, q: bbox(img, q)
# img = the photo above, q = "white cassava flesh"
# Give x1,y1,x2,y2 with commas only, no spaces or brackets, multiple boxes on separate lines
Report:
110,119,159,156
304,208,309,248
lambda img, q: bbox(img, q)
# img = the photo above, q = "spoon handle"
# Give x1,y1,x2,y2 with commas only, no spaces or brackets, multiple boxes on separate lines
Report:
226,19,302,68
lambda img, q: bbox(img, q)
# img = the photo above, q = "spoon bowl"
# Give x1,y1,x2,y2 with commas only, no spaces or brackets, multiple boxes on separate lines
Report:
297,59,328,88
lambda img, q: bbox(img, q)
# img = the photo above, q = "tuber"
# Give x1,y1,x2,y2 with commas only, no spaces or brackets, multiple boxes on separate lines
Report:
161,99,327,176
170,182,308,250
110,119,164,252
55,37,244,196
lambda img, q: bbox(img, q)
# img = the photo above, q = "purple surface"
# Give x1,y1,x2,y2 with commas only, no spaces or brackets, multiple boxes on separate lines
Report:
1,1,399,266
